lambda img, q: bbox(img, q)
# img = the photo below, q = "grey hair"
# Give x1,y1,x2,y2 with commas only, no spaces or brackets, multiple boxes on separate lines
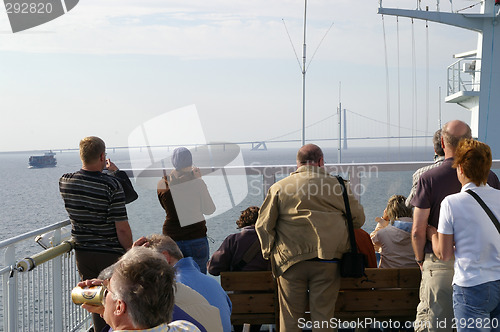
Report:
147,234,184,260
112,246,175,328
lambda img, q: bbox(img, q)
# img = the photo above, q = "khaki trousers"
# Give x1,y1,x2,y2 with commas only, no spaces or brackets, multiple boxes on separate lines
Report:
277,260,340,332
414,253,454,332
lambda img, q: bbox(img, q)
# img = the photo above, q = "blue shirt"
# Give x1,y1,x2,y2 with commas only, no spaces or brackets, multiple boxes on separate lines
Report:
174,257,232,332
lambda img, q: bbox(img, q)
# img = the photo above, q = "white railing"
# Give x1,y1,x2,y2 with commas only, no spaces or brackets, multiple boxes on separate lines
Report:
447,57,480,96
0,220,91,332
2,161,499,332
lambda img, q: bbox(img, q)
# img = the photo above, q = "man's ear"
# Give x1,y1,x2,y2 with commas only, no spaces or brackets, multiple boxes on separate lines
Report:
114,299,127,316
163,251,174,265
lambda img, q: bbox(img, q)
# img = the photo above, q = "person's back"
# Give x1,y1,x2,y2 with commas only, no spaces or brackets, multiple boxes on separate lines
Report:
157,147,216,273
406,129,445,207
260,166,365,273
373,221,416,268
371,195,416,268
174,282,223,332
354,229,377,268
59,136,134,332
175,257,232,332
143,234,231,332
256,144,365,332
208,206,270,275
411,120,500,332
60,169,128,254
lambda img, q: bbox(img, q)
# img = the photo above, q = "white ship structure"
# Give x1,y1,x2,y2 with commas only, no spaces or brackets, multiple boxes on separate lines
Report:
379,0,500,157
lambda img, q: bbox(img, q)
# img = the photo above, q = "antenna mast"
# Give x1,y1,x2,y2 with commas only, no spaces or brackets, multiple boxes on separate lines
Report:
301,0,307,146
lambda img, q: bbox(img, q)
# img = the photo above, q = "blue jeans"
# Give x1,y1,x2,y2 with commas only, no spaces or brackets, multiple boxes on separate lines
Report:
175,237,209,274
453,280,500,332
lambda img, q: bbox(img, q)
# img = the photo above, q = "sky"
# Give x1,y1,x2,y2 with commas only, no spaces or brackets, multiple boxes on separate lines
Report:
0,0,481,152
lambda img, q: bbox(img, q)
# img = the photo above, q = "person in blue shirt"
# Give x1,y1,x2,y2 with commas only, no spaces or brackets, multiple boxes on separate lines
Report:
137,234,232,332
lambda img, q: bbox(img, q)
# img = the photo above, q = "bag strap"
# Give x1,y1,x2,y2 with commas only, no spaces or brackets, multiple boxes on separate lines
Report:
233,239,262,271
466,189,500,235
335,176,358,254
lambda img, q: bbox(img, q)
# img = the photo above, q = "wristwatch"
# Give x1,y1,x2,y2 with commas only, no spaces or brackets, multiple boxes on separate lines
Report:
416,259,424,264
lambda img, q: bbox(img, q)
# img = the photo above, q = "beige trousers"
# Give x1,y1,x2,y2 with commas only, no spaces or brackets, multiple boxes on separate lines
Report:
277,260,340,332
414,253,455,332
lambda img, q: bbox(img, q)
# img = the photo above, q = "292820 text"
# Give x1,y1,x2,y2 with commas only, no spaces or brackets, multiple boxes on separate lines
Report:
452,318,498,329
5,2,53,14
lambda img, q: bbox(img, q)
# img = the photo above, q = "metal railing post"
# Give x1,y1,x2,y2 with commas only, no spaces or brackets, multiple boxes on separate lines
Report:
4,245,18,332
51,229,63,332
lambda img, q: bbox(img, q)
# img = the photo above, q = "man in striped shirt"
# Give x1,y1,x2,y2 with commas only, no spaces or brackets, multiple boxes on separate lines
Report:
59,136,133,332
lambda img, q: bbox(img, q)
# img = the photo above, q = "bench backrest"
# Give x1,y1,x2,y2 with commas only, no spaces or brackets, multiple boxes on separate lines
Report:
220,268,421,326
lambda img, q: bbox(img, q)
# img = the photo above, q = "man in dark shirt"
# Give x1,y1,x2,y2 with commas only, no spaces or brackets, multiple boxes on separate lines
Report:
59,136,135,332
411,120,500,331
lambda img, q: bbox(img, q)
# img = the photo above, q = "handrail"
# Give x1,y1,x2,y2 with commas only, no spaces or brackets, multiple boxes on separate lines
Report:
0,219,70,249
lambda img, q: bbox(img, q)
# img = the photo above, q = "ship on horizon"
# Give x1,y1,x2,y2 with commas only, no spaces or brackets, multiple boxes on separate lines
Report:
28,151,57,168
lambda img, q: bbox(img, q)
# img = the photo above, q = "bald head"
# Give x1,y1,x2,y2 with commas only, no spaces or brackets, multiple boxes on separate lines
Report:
296,144,324,168
442,120,472,156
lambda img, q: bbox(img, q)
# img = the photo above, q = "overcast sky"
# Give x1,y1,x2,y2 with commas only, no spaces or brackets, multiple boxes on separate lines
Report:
0,0,480,152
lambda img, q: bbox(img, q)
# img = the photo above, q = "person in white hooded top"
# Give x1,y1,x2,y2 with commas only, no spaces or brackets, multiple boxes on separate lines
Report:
371,195,418,268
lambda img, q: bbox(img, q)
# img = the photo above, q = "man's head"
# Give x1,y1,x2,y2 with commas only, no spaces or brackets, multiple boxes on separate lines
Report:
103,247,176,330
433,129,444,157
296,144,324,168
441,120,472,155
146,234,184,265
79,136,106,170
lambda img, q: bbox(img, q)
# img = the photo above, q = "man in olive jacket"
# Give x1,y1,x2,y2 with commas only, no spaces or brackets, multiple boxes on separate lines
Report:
256,144,365,331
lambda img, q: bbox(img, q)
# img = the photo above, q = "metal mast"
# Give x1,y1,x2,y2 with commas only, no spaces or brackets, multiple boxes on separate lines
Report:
301,0,307,146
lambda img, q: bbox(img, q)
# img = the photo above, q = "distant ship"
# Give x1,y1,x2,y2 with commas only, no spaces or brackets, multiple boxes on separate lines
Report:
28,151,57,168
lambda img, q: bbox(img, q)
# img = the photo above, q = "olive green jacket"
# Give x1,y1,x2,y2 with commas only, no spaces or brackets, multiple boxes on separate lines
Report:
255,165,365,277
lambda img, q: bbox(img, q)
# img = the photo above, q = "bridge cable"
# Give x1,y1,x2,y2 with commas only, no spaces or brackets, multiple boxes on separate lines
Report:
306,20,335,72
346,109,430,134
382,15,391,149
282,18,303,73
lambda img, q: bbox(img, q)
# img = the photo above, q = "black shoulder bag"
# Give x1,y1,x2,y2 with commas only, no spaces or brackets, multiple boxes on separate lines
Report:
466,189,500,235
335,176,366,278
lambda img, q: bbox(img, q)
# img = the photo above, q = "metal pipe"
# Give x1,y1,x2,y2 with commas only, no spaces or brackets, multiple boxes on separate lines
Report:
16,240,74,273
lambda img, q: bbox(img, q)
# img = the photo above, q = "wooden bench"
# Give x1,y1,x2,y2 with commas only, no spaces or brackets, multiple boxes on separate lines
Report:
220,268,421,328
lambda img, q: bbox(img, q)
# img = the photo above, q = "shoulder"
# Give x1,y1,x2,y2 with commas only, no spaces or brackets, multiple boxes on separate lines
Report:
441,191,465,207
166,320,201,331
99,173,123,191
487,171,500,189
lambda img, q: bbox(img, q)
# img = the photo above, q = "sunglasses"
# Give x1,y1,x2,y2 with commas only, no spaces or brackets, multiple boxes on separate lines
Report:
102,279,114,302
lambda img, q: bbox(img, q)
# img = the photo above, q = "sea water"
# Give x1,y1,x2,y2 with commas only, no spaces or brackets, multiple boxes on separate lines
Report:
0,145,432,262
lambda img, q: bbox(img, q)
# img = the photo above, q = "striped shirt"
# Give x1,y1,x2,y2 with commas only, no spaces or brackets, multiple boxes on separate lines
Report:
59,169,128,254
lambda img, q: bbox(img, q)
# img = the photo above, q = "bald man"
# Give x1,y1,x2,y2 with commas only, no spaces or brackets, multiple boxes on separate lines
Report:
256,144,365,332
411,120,500,331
